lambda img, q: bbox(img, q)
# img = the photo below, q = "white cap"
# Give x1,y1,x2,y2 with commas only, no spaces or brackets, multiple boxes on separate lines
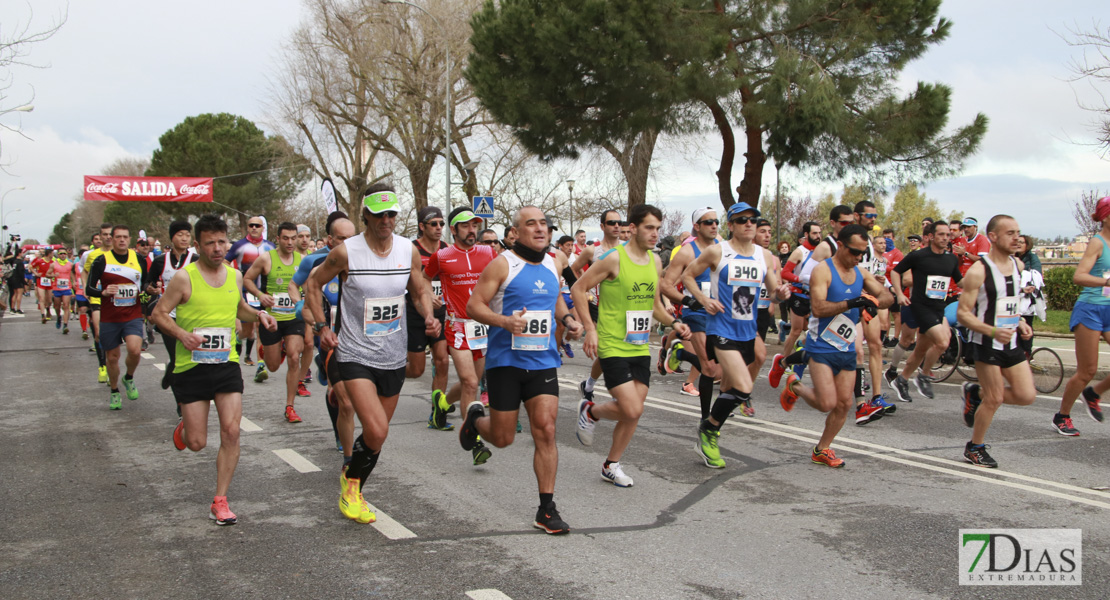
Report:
692,207,716,225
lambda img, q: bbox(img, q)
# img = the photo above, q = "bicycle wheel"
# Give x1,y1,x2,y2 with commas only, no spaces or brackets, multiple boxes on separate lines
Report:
955,331,978,383
932,327,960,383
1029,347,1064,395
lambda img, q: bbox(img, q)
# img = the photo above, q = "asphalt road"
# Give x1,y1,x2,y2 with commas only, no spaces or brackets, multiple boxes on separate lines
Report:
1,307,1108,599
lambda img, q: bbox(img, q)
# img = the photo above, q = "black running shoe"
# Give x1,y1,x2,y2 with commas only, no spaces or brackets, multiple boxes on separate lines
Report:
962,383,981,428
459,403,484,450
1052,413,1080,436
533,502,570,535
914,373,935,399
579,380,594,402
893,375,913,402
471,440,492,465
964,442,997,468
1082,387,1104,423
884,366,897,387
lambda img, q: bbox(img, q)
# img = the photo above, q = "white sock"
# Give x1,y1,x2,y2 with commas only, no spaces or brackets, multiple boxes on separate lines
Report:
584,377,596,392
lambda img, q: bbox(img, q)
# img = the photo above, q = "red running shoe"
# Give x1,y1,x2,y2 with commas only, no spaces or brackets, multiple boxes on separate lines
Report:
297,381,312,397
173,419,186,451
768,353,786,388
811,446,845,468
780,374,799,412
285,405,302,423
209,496,237,526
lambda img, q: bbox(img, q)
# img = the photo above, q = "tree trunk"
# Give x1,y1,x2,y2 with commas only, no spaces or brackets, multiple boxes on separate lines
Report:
625,129,658,210
736,88,766,209
407,161,433,213
704,98,736,209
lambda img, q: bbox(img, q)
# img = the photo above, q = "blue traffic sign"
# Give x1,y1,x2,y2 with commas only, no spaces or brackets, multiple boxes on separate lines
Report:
472,196,495,219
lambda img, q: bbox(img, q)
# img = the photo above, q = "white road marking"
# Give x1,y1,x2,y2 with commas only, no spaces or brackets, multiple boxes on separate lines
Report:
2,312,25,318
362,502,418,539
466,590,513,600
240,416,262,432
152,363,165,371
272,448,321,473
558,379,1110,510
141,352,156,360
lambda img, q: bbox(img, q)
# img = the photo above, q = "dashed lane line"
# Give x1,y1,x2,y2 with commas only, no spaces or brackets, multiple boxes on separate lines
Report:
466,590,513,600
272,448,321,473
240,416,262,432
141,352,156,360
152,363,165,371
364,502,418,539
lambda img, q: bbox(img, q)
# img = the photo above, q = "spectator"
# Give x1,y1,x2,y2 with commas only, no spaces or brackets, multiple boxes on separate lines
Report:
1016,234,1042,274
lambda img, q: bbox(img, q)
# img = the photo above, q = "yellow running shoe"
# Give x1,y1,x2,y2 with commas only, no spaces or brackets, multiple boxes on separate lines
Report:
97,366,107,384
338,474,376,524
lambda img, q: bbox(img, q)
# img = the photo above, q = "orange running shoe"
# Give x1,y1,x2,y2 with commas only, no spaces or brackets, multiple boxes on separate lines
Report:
285,405,302,423
811,446,845,468
768,353,786,388
297,381,311,397
209,496,238,525
780,374,799,412
173,419,186,451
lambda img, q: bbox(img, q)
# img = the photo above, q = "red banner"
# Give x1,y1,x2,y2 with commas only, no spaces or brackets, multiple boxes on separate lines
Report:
84,176,214,203
23,244,64,250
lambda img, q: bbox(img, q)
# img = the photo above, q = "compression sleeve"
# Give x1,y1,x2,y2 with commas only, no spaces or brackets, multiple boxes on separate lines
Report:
85,255,106,298
782,260,800,283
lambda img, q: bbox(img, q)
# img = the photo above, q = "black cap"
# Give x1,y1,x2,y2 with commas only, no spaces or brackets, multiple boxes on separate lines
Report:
418,206,444,223
544,214,558,231
169,220,191,238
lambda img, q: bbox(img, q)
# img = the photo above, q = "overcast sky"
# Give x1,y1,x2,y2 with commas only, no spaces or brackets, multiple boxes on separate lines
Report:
1,0,1108,241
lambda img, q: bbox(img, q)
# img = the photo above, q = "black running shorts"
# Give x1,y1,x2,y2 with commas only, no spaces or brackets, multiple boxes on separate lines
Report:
970,342,1027,370
600,355,651,390
707,335,756,365
258,319,306,347
172,362,244,405
486,366,559,412
406,304,446,352
337,362,406,398
788,295,810,317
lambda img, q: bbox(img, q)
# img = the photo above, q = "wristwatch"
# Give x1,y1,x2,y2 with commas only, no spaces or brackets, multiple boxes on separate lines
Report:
561,313,574,327
313,322,327,334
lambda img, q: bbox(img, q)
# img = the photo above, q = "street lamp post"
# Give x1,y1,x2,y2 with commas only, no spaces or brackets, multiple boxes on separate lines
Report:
566,179,575,235
1,186,27,235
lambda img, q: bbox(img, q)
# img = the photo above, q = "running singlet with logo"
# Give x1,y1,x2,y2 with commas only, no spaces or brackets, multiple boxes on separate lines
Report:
424,244,496,320
227,238,275,273
708,243,766,342
31,257,53,289
597,245,657,359
263,249,303,322
337,233,412,370
807,259,863,354
52,261,75,292
292,247,342,326
683,239,717,310
409,239,448,318
968,254,1022,350
486,251,562,370
152,249,199,319
98,250,145,323
83,248,106,304
174,262,241,373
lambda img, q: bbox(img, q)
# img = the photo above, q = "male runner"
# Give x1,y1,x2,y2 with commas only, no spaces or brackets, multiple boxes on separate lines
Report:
296,224,313,255
479,228,502,251
572,204,690,486
890,221,962,402
407,206,450,430
307,185,439,524
30,248,55,323
1054,196,1110,435
778,224,894,467
956,214,1037,467
85,225,148,410
683,202,789,468
243,222,305,423
73,234,98,339
619,223,631,242
851,200,896,416
153,214,277,526
147,221,198,390
464,206,583,533
293,224,316,396
573,229,588,256
47,249,75,334
660,207,719,419
777,221,822,362
952,217,991,277
227,216,275,366
84,223,115,382
425,206,498,464
571,210,624,401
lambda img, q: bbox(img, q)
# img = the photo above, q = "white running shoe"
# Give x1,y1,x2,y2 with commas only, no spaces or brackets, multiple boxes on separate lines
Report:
576,398,596,446
601,461,633,487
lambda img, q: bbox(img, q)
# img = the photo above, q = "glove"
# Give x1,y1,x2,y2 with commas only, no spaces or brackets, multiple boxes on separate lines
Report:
681,296,704,312
846,293,879,323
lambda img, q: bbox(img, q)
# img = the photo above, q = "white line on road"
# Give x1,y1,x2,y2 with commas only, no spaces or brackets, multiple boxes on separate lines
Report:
363,502,418,539
272,448,321,473
152,363,165,371
2,312,25,318
466,590,513,600
240,416,262,432
141,352,155,360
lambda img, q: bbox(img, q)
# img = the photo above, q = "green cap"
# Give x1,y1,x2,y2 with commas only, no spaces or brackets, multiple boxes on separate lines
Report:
363,191,399,214
449,210,482,226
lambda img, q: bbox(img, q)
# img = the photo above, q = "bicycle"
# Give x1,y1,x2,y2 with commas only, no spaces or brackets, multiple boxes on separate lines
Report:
933,324,1063,394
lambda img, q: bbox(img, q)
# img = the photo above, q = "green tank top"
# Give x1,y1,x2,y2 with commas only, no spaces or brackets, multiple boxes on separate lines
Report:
266,249,303,321
175,262,241,373
598,244,657,358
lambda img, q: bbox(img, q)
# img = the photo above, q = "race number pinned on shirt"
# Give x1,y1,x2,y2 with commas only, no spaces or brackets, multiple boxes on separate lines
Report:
871,257,887,277
727,259,763,287
1103,271,1110,298
272,292,295,314
246,292,261,308
465,319,489,350
431,280,443,300
819,313,856,352
757,285,771,309
39,277,51,287
192,327,232,364
995,296,1020,330
363,296,403,337
925,275,949,300
511,310,551,351
624,310,652,345
56,278,69,289
115,284,139,307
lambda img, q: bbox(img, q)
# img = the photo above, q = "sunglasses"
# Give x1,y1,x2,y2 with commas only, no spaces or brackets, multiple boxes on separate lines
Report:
604,220,625,227
371,211,399,219
729,216,757,225
837,219,855,225
478,240,500,246
697,219,719,226
860,213,878,219
424,220,445,227
846,246,867,256
248,223,263,228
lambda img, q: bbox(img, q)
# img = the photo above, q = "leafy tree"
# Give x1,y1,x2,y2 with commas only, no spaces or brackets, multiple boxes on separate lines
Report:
887,182,947,251
101,157,160,239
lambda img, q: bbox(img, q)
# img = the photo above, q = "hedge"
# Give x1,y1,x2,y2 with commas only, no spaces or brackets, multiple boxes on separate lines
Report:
1044,266,1080,311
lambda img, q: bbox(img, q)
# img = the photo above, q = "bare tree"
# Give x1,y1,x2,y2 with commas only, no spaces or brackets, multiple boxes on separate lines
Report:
1066,21,1110,156
1073,189,1106,236
0,4,66,170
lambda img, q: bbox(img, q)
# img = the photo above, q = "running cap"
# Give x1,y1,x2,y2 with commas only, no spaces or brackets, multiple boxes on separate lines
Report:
727,202,760,219
449,210,482,227
296,224,311,235
362,191,399,214
961,217,978,227
544,214,559,231
418,206,443,223
691,207,716,225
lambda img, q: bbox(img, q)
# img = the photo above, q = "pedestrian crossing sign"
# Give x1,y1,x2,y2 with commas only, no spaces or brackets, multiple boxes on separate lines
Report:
472,196,495,219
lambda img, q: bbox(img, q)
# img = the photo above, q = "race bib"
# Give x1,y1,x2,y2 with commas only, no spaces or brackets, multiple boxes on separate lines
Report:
1103,271,1110,298
115,284,139,307
624,310,652,345
925,275,949,300
699,281,712,299
272,292,295,314
246,292,261,308
39,277,51,287
464,319,489,350
995,296,1020,330
192,327,232,364
757,285,771,309
511,310,550,351
56,278,70,289
431,279,443,299
727,259,763,287
819,313,856,352
363,296,403,337
871,257,887,276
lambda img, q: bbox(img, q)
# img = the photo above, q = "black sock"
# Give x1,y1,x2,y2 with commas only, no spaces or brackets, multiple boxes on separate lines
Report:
698,375,715,420
700,417,720,432
94,341,106,367
604,459,614,468
880,329,888,343
349,435,382,490
676,349,700,371
124,373,133,381
111,387,119,393
853,368,864,398
783,349,806,366
710,389,746,424
326,389,340,438
245,339,255,359
235,340,243,356
539,492,553,508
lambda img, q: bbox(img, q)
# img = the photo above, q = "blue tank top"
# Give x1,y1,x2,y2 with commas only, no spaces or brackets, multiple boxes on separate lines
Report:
807,259,863,354
1078,235,1110,306
707,242,765,342
485,252,562,370
684,240,717,315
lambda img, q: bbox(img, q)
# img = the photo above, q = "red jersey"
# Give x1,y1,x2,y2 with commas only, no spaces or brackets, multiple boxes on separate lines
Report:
424,243,496,319
411,238,448,313
954,233,991,276
31,258,53,289
882,247,903,284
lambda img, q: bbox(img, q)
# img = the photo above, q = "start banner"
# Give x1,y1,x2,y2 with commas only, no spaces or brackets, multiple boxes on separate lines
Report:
84,176,214,203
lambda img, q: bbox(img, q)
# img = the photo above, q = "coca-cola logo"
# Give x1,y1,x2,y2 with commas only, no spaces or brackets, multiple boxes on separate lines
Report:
86,182,119,194
180,184,211,195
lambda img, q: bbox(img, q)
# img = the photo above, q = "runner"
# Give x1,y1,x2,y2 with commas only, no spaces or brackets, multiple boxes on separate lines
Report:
952,216,991,277
851,200,896,417
46,248,75,334
889,221,962,402
682,202,789,468
243,222,305,423
146,221,198,390
85,225,148,410
227,216,275,367
572,204,691,485
955,214,1037,467
463,205,583,534
424,206,498,464
152,214,277,526
778,224,894,467
84,223,115,383
306,185,439,524
3,245,26,313
571,210,624,403
30,247,55,323
293,223,318,395
406,206,450,431
1054,196,1110,435
73,235,97,339
776,221,822,366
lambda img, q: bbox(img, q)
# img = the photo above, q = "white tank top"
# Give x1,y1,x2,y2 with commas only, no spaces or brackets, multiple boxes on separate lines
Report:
337,233,413,370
